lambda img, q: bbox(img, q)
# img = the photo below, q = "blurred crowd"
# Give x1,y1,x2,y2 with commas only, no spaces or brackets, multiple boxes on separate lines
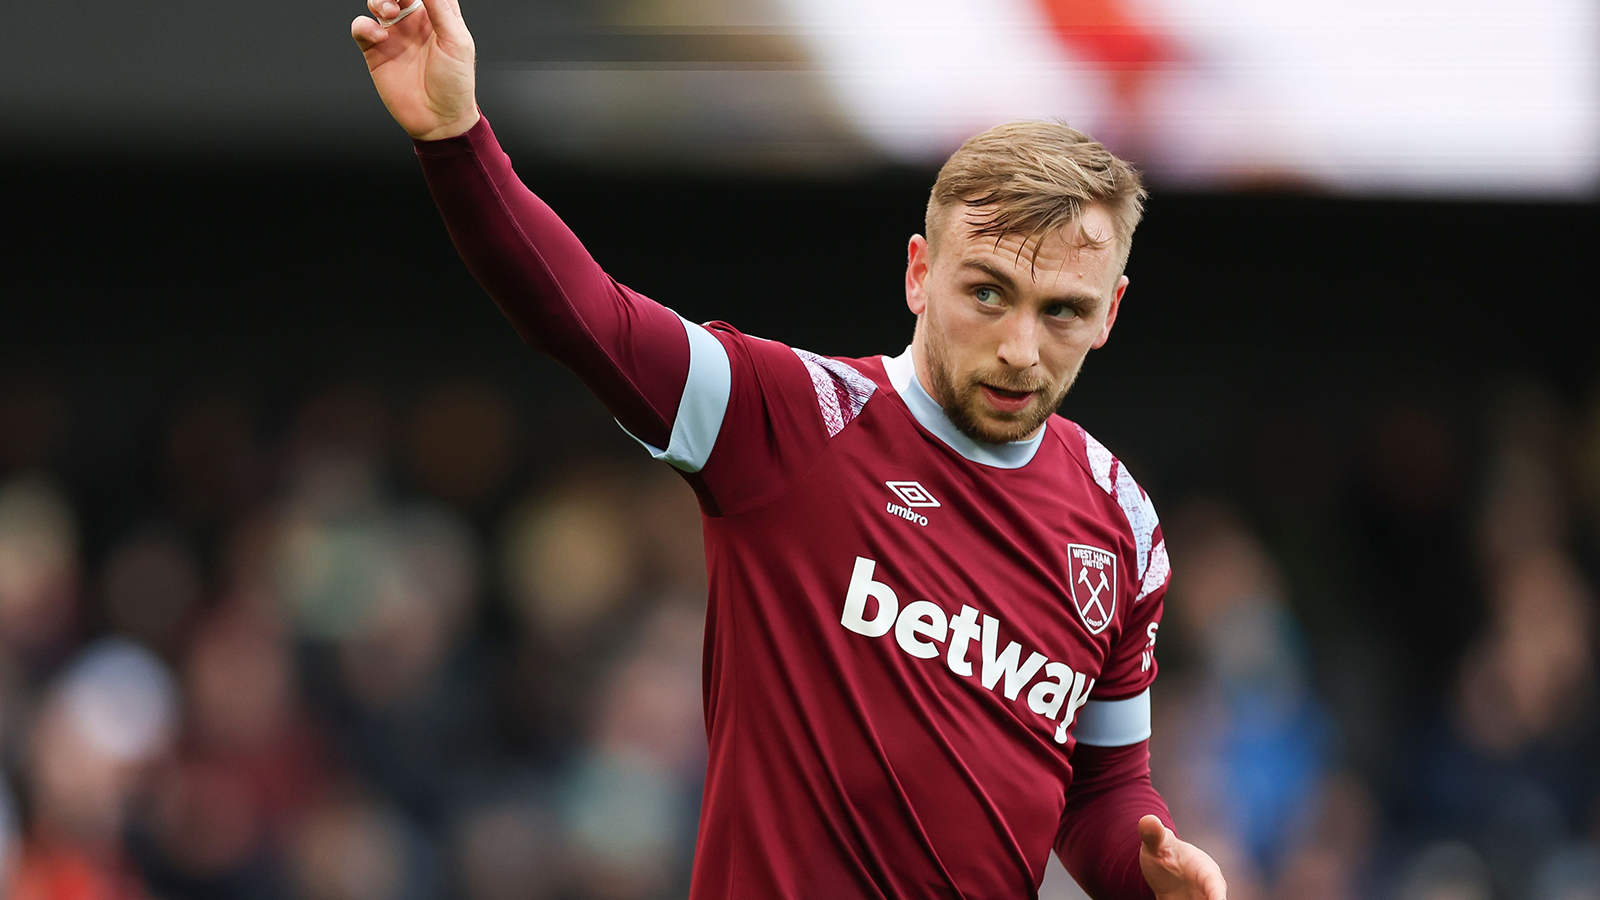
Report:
1,368,1598,900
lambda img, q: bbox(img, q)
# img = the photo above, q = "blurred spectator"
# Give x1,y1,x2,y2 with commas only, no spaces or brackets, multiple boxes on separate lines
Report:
451,797,562,900
1456,548,1596,759
1158,499,1337,875
270,406,492,824
501,469,641,646
0,475,82,674
100,524,205,657
9,640,177,900
562,596,707,899
135,601,332,898
314,503,494,825
497,467,646,757
289,792,439,900
1395,843,1493,900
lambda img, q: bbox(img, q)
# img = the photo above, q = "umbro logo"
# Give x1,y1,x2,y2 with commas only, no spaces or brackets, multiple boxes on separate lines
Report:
884,481,938,526
885,481,940,508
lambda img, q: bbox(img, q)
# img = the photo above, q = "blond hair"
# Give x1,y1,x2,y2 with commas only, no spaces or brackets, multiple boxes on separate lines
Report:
925,120,1146,271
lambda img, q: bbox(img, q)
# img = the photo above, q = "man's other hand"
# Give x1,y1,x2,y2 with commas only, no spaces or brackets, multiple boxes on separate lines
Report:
1138,815,1227,900
351,0,480,140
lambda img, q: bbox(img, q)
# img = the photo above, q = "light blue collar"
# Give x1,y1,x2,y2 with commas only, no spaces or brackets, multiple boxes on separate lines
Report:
881,346,1044,469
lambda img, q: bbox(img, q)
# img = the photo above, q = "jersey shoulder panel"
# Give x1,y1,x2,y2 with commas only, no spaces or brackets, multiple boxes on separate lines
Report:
788,347,880,438
1051,417,1170,606
691,323,885,516
701,321,882,439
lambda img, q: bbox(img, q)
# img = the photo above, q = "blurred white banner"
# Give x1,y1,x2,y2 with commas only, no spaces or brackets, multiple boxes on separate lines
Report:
486,0,1598,194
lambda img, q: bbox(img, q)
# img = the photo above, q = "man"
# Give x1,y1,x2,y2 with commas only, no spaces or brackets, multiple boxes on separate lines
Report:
352,2,1228,898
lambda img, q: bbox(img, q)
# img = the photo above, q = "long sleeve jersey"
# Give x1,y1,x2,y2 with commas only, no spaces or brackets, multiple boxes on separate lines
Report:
413,113,1175,900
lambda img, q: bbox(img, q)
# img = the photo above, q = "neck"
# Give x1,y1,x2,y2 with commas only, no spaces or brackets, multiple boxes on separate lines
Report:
908,332,1046,445
887,343,1045,469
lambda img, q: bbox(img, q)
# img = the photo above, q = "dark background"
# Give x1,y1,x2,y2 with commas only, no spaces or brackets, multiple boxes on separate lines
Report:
10,160,1598,494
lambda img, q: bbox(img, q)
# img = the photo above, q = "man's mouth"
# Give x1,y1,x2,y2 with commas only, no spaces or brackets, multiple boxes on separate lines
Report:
979,383,1036,412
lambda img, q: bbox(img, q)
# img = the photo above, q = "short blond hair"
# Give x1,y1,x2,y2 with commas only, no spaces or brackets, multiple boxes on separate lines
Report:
926,120,1146,271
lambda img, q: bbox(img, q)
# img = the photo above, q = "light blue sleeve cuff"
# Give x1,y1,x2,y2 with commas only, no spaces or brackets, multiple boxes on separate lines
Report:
617,315,732,474
1073,688,1152,746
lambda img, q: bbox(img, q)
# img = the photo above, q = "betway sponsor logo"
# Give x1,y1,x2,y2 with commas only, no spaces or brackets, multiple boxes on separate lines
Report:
841,556,1094,744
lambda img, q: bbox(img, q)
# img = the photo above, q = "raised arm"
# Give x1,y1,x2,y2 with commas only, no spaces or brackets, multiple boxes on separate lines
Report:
409,116,694,450
351,0,865,516
351,0,692,451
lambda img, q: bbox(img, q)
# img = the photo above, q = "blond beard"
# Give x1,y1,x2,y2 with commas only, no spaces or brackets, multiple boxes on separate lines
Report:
920,316,1078,445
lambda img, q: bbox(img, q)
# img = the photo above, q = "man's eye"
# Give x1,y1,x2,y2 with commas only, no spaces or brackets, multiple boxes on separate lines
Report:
974,287,1001,305
1047,304,1079,319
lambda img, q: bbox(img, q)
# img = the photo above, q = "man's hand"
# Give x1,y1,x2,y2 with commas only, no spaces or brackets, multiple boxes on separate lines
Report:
351,0,481,140
1138,815,1227,900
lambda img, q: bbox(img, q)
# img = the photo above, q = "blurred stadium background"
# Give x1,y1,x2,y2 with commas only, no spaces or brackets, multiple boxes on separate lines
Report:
3,0,1599,898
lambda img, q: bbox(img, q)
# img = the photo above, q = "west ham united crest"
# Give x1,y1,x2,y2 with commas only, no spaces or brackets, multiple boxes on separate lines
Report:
1067,544,1118,635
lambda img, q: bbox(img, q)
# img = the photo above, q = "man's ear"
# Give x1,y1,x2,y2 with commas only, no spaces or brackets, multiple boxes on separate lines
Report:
1092,275,1129,349
906,234,931,316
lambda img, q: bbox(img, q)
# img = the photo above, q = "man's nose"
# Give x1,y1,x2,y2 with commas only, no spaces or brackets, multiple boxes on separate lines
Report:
995,311,1040,371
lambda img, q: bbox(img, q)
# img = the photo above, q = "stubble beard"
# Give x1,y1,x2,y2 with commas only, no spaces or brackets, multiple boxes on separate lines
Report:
923,321,1079,445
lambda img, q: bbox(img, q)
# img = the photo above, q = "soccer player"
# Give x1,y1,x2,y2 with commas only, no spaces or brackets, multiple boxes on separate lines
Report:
353,2,1229,898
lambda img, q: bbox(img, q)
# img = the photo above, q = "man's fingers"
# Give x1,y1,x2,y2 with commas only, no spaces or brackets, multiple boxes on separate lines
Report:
1202,871,1228,900
417,0,467,43
351,15,388,49
1137,815,1170,855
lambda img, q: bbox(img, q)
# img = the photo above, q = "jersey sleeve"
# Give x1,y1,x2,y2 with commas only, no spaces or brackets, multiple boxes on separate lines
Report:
1073,426,1171,746
1054,740,1174,900
413,114,857,517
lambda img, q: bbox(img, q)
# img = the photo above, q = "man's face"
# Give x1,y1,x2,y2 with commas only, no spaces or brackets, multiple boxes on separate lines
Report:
904,203,1129,444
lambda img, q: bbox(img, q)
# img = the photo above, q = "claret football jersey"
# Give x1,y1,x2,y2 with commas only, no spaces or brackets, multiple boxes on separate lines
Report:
412,115,1171,900
645,326,1169,900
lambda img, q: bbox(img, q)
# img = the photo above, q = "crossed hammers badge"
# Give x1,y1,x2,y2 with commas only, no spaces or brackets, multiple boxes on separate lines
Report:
1067,543,1118,635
